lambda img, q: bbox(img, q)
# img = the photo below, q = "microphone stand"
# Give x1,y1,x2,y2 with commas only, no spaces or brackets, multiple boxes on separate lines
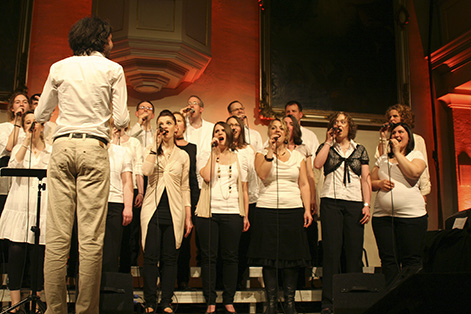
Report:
0,168,47,314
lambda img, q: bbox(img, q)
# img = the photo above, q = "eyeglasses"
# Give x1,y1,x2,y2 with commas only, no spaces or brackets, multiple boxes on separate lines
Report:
188,101,200,106
228,123,241,128
231,107,245,112
138,106,153,111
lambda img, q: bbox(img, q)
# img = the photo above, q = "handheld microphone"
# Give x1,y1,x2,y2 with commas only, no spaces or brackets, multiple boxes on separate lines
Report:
16,111,22,117
332,127,341,133
183,107,195,113
273,136,280,142
380,122,392,131
211,140,218,148
30,121,36,133
158,126,168,135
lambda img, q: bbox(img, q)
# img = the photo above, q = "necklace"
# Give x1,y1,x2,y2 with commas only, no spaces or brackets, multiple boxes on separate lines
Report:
274,149,287,157
216,156,232,199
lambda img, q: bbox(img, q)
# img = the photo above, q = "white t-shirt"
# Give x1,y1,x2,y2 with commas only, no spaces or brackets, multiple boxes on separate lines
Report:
108,144,132,203
256,149,304,209
119,136,143,189
210,159,248,214
373,150,426,218
244,126,263,153
184,118,214,188
236,146,258,204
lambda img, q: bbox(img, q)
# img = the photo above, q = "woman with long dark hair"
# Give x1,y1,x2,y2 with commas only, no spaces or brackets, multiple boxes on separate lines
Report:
140,110,192,314
195,121,249,314
226,115,258,289
371,122,427,285
0,111,50,312
314,112,371,314
248,118,312,314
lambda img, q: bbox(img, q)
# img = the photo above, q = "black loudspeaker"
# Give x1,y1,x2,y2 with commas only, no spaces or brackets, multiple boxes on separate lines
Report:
333,273,385,314
99,272,134,314
364,272,471,314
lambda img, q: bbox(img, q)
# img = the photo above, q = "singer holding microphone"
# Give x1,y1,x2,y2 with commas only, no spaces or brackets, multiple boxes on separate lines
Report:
371,122,427,285
195,122,249,314
248,118,312,314
140,110,192,314
314,112,371,314
0,110,51,311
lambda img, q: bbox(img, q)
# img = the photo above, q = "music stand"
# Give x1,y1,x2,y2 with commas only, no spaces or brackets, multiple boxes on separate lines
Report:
0,167,47,314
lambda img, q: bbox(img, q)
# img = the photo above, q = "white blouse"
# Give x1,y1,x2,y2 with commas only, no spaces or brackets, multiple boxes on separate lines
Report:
0,143,51,244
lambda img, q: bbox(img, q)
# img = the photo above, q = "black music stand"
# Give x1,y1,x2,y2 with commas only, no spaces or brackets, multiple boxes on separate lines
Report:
0,167,47,314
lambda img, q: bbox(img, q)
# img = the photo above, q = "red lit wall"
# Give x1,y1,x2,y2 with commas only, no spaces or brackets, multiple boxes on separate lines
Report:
27,1,93,95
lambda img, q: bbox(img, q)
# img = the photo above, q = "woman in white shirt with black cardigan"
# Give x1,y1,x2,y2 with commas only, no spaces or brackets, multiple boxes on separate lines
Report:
314,112,371,314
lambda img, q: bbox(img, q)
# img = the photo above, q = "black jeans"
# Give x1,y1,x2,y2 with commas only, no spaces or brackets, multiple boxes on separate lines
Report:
103,202,124,272
320,198,364,309
143,210,178,309
372,215,428,285
195,214,243,305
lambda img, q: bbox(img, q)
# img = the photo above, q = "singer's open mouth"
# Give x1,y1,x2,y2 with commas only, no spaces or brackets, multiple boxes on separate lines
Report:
218,137,224,141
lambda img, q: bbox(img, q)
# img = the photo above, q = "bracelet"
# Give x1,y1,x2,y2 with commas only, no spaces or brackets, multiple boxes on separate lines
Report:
264,154,274,162
14,124,21,128
379,138,388,143
326,141,333,147
22,144,29,150
138,193,143,196
150,150,157,155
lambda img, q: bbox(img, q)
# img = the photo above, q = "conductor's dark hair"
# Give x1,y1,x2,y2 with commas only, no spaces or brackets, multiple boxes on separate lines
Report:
69,17,112,56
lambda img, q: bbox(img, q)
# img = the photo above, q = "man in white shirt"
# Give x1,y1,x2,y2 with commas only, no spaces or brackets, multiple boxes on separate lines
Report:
227,100,263,153
285,101,320,157
181,95,214,188
35,17,130,314
129,101,155,150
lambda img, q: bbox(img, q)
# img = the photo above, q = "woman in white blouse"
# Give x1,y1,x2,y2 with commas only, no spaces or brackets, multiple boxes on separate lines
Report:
371,122,427,285
0,111,51,311
314,112,371,314
140,110,192,314
195,122,249,314
248,118,312,314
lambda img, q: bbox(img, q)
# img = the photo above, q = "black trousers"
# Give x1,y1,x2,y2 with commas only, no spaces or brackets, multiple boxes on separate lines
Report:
102,202,125,272
237,203,256,288
143,210,178,309
372,215,428,285
7,241,45,291
119,189,142,273
195,214,243,305
320,198,364,309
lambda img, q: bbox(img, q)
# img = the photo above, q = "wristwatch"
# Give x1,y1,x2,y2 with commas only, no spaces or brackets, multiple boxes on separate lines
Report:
363,202,370,207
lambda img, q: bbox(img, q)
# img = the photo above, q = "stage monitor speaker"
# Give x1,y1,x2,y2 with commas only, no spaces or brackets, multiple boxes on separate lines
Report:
445,208,471,230
99,272,134,314
364,272,471,314
333,273,385,314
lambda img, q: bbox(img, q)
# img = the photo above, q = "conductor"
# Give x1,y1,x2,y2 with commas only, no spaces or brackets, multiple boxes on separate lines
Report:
34,16,130,314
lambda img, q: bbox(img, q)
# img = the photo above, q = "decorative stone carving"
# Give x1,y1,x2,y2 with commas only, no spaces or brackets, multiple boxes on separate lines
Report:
93,0,212,93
